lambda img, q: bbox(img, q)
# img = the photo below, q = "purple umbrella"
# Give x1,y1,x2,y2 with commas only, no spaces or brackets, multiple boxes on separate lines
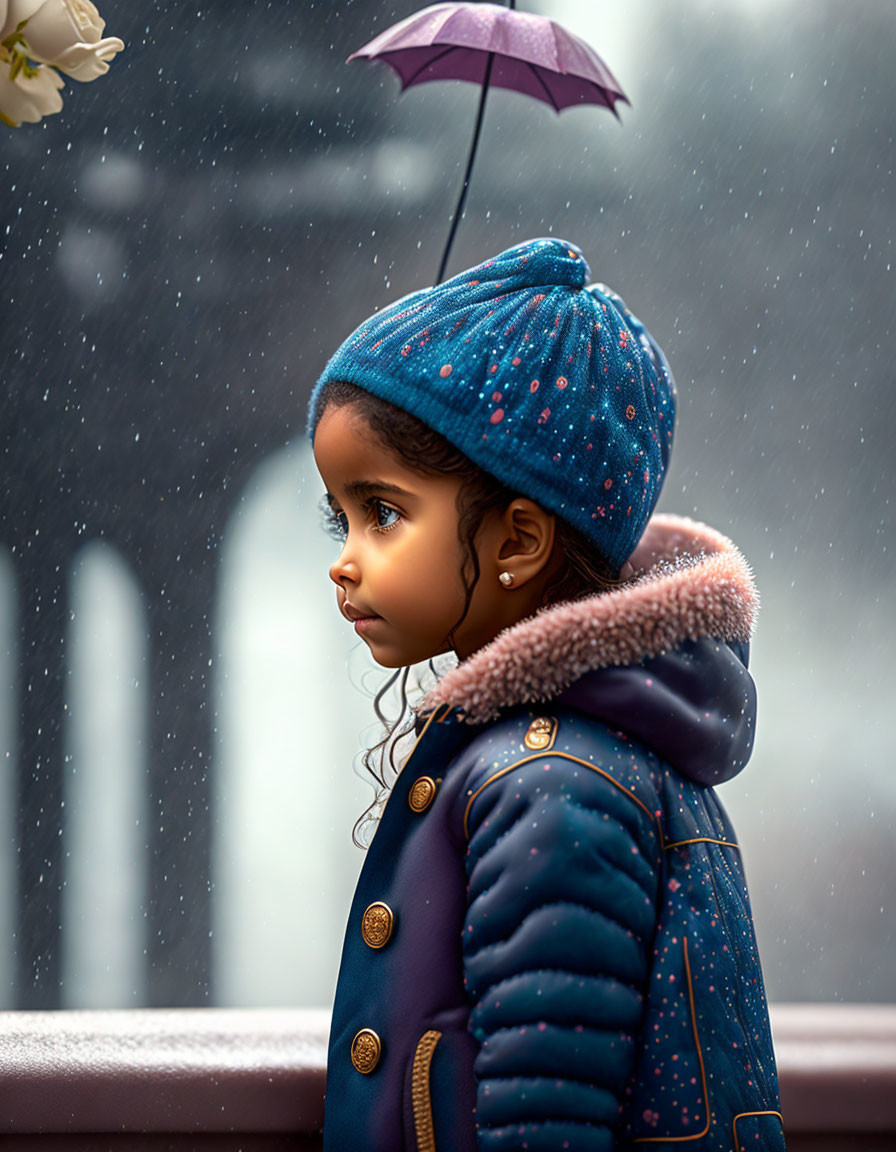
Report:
349,1,629,282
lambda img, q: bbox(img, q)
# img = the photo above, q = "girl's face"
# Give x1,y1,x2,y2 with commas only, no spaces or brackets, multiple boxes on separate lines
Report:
313,402,507,667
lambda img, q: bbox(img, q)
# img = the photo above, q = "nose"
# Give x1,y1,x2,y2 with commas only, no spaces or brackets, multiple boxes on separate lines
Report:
329,541,360,588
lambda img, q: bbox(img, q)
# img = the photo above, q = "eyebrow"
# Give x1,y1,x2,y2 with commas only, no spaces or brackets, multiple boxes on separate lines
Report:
343,480,413,502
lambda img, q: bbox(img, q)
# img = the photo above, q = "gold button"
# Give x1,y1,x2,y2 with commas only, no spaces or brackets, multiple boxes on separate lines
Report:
361,901,394,949
351,1028,382,1074
408,776,436,813
524,717,554,751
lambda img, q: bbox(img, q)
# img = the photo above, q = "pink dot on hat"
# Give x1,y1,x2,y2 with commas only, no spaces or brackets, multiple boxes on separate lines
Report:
439,364,452,378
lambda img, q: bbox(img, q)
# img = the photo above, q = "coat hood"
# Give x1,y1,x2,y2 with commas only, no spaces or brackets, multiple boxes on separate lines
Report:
421,514,759,786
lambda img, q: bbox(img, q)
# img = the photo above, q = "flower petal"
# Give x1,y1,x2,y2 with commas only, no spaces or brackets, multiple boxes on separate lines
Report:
2,0,48,41
16,0,82,62
51,33,122,79
0,60,63,125
62,0,104,41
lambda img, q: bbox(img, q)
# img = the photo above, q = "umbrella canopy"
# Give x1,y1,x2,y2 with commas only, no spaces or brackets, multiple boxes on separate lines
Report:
349,2,628,116
349,2,628,282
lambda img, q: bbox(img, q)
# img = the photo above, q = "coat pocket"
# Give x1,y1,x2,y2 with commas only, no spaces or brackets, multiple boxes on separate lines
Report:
733,1109,786,1151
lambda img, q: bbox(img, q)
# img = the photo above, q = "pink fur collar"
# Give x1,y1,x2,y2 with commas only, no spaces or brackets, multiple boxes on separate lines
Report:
421,515,758,724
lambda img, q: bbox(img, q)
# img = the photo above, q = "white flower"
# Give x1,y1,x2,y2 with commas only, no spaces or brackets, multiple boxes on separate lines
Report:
2,0,124,83
0,0,122,125
0,55,62,125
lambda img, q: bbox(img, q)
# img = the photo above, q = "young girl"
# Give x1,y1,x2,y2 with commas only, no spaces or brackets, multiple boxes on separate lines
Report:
308,238,784,1152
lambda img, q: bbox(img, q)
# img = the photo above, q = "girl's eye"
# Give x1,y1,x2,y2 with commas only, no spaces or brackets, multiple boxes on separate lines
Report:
319,496,348,542
371,500,401,532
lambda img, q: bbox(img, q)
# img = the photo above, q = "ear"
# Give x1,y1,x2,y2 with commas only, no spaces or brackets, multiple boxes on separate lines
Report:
491,498,557,589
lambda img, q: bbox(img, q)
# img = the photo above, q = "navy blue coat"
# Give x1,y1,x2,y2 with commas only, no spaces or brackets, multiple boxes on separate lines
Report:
323,517,785,1151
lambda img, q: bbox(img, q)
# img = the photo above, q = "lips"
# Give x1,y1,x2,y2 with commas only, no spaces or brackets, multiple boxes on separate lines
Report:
342,600,380,624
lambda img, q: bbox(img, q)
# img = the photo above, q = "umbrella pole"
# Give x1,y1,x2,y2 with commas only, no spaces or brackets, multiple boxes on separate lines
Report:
436,50,495,285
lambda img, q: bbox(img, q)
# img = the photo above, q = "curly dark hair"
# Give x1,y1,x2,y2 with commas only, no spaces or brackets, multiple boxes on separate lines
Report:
312,380,621,844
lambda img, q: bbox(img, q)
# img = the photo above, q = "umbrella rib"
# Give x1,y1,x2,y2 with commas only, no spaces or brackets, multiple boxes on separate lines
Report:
527,62,562,113
400,44,457,89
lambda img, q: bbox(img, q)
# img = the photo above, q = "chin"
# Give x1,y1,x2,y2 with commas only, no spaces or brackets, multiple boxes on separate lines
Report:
365,639,443,670
362,640,410,669
370,652,406,669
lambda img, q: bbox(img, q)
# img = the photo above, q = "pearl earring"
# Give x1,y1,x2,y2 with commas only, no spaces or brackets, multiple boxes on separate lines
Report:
499,571,515,588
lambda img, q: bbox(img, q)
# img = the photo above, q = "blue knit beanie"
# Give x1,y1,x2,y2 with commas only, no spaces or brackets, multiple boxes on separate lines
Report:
308,238,675,572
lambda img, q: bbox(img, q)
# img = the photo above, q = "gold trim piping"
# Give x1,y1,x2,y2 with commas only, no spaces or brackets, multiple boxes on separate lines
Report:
402,708,448,772
733,1110,785,1151
664,835,740,852
635,936,711,1143
374,707,452,827
412,704,453,739
462,751,740,857
463,750,659,840
411,1029,442,1152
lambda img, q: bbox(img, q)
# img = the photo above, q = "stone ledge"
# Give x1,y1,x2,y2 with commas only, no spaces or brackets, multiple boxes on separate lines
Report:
0,1004,894,1138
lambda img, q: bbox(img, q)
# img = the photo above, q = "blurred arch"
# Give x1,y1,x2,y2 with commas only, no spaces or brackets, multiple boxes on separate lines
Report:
213,439,368,1006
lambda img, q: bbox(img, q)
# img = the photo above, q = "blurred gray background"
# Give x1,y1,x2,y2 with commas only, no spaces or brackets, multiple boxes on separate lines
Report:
0,0,893,1008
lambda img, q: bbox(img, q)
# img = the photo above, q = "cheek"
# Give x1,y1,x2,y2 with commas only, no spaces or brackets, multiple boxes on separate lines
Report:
386,535,467,622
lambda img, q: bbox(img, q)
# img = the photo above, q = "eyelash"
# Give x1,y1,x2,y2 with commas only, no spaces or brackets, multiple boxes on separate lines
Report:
319,497,348,542
319,496,402,541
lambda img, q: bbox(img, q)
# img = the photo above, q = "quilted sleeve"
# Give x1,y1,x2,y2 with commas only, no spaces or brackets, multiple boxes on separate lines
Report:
463,752,661,1151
